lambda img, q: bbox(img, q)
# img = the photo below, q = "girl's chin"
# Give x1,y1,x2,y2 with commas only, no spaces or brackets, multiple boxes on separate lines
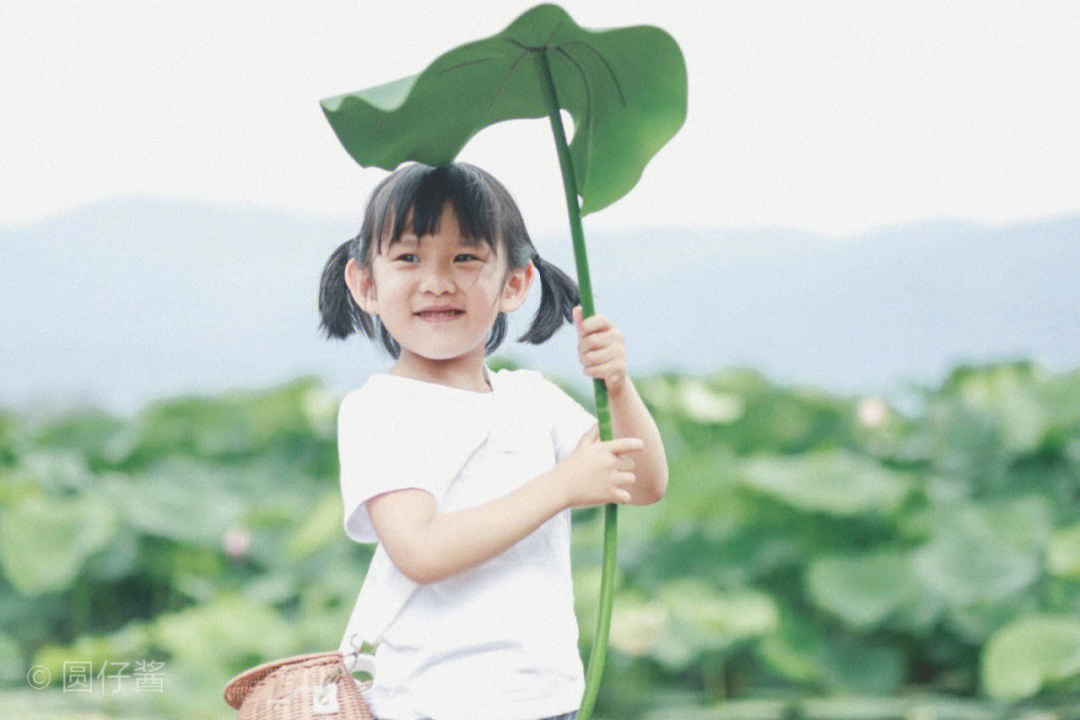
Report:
401,342,478,360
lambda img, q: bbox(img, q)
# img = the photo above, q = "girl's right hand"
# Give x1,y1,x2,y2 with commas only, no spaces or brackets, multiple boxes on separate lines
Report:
557,424,644,508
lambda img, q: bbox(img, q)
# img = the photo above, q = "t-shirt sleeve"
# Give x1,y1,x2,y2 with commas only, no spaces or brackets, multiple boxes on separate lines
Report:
542,376,598,463
336,390,447,544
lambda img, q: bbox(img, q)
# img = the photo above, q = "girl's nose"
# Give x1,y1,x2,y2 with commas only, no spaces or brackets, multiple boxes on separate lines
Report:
419,265,456,293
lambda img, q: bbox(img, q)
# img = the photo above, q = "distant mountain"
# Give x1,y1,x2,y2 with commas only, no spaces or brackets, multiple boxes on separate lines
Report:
2,197,1078,416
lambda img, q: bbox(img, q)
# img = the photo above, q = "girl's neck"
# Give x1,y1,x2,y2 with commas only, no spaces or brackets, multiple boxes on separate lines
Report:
389,350,492,392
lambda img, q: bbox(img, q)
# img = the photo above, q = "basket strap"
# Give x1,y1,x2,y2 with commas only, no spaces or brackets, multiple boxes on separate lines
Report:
342,650,376,675
342,632,377,676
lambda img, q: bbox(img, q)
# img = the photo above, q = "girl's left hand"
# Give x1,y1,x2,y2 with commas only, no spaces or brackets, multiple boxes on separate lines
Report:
572,305,628,397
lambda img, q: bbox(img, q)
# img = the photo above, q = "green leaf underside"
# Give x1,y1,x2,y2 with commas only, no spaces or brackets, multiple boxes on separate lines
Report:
320,3,687,215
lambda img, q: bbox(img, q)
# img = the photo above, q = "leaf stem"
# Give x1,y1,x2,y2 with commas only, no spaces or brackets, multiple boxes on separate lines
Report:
535,47,616,720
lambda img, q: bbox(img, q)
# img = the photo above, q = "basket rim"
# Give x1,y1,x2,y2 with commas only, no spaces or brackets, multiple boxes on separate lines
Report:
222,651,343,710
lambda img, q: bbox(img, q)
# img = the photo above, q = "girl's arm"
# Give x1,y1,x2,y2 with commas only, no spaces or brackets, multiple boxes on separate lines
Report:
367,468,569,584
367,427,643,583
607,377,668,505
573,305,669,505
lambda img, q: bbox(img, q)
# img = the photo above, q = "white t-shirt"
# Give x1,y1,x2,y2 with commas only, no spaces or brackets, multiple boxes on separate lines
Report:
336,364,597,720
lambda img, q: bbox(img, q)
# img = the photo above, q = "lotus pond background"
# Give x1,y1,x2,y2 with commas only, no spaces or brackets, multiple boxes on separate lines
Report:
3,357,1080,719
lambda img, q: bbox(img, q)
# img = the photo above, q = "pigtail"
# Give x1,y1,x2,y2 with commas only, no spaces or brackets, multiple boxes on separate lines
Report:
317,238,370,340
376,318,401,359
317,239,357,340
317,236,407,360
517,253,580,344
486,313,508,355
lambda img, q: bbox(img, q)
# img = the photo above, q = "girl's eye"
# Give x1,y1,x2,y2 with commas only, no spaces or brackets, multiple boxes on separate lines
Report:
392,253,483,263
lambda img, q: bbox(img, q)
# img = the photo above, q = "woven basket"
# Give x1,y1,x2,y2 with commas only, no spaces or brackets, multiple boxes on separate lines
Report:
223,651,375,720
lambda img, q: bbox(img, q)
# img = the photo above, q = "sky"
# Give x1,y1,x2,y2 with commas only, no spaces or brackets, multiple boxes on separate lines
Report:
2,1,1078,238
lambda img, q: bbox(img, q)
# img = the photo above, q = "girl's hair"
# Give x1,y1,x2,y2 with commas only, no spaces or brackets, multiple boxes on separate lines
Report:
318,162,580,358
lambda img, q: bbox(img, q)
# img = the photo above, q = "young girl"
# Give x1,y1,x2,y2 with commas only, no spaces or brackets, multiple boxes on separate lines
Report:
317,162,668,720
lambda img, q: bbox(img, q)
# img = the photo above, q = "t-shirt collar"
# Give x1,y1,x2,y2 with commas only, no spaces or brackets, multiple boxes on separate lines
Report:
372,362,495,396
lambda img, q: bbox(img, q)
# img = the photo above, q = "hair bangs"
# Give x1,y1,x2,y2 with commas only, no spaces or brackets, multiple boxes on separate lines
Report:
374,165,499,257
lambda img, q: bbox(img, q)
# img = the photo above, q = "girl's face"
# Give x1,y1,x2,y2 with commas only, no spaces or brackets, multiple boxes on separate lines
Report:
345,202,534,371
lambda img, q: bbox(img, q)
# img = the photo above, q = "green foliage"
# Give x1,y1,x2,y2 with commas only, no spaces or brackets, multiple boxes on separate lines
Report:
981,614,1080,701
319,3,687,215
2,359,1080,718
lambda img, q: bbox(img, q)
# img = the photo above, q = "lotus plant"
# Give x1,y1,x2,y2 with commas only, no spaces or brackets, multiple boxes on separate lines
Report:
320,5,687,716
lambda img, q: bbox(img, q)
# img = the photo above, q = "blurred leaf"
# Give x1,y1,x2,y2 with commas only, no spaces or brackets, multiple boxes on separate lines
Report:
911,523,1039,607
152,595,297,676
641,444,747,539
738,449,912,516
949,362,1051,457
0,630,24,683
81,523,142,582
102,458,244,545
756,609,906,693
33,620,154,677
11,450,93,494
30,408,124,468
904,495,1052,556
674,378,747,424
806,549,918,629
947,596,1037,644
888,590,949,636
242,572,299,606
927,401,1009,491
128,377,323,461
1008,455,1080,512
0,409,25,467
982,614,1080,700
1048,524,1080,579
285,490,346,558
573,565,606,647
1033,370,1080,449
654,578,778,662
609,592,669,658
972,495,1052,551
0,492,118,595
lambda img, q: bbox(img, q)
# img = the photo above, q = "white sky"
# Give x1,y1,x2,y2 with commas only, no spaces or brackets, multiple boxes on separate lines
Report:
3,1,1078,237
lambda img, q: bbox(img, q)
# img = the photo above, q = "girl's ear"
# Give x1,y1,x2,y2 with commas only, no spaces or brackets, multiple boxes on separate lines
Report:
344,257,377,315
499,260,535,313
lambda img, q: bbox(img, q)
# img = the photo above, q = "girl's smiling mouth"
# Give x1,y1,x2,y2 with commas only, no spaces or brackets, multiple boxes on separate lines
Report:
416,309,465,322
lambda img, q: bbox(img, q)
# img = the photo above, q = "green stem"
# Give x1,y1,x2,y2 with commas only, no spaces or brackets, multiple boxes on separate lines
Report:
535,48,616,720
